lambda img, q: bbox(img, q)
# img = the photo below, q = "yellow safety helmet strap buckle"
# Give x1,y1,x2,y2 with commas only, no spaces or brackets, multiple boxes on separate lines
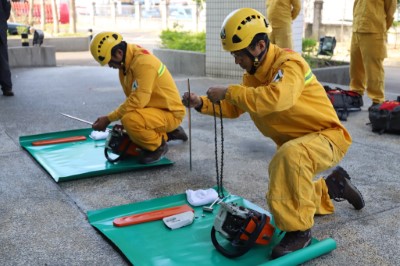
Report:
220,8,271,52
90,32,123,66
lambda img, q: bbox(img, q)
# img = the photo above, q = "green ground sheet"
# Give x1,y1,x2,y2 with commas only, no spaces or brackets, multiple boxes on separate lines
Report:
19,128,173,182
87,191,336,266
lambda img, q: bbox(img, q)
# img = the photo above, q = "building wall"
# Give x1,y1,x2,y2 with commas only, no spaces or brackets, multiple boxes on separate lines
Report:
206,0,304,78
303,0,354,24
304,23,353,42
303,0,354,42
304,0,400,24
303,0,399,42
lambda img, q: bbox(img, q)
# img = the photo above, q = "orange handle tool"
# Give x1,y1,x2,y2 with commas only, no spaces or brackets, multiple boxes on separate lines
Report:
32,136,87,146
113,204,194,227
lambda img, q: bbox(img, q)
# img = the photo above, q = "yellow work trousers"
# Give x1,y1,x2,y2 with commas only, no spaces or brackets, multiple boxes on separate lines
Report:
121,108,182,151
267,132,347,232
350,32,387,103
268,25,293,49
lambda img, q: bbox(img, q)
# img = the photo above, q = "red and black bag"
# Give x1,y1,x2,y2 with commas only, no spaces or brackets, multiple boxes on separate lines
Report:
324,86,363,121
368,97,400,134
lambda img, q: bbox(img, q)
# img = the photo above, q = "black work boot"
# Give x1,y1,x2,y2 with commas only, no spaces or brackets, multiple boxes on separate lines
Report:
325,166,365,210
138,139,168,164
167,126,188,141
368,102,380,111
271,229,312,259
2,88,14,96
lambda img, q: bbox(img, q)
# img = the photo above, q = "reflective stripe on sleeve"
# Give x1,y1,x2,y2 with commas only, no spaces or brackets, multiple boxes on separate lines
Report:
158,63,166,77
304,69,314,85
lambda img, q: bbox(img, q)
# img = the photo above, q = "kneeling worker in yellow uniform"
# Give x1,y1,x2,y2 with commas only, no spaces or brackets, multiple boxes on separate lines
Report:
90,32,187,164
182,8,365,258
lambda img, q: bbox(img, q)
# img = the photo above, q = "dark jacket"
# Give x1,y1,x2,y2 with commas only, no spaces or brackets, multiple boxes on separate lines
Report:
0,0,11,44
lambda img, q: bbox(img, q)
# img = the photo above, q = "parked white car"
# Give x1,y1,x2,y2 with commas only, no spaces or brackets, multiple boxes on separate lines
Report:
169,6,192,19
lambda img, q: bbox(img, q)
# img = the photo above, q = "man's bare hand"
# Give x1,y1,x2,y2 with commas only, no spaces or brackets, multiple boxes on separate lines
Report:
206,86,228,103
182,92,203,109
92,116,110,131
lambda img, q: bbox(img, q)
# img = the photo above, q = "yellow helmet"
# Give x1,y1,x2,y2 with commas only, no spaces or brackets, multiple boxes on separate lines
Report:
90,32,123,66
220,8,271,52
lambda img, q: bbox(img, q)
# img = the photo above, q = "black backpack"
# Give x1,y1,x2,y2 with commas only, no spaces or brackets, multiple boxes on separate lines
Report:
323,86,363,121
368,97,400,134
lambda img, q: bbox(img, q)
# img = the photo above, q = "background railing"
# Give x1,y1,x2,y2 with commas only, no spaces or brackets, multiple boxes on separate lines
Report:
10,1,205,33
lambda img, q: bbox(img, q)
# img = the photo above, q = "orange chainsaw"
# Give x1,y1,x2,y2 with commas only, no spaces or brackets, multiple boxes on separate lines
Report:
211,201,275,258
60,113,140,163
104,124,141,163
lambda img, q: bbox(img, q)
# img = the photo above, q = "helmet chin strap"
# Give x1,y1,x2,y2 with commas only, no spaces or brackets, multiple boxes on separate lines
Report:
244,39,270,75
120,42,127,75
109,42,128,74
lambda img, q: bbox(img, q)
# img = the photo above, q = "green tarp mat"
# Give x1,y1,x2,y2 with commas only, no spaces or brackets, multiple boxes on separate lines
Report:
87,191,336,266
19,128,173,182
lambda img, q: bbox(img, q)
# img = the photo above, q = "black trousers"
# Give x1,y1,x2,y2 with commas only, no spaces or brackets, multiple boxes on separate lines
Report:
0,33,12,91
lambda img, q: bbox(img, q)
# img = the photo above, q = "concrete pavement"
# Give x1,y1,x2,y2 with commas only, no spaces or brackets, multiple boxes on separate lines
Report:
0,53,399,265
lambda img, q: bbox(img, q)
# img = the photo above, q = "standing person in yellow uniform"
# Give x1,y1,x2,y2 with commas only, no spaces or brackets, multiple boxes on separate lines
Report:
266,0,301,49
182,8,365,258
350,0,397,108
90,32,188,164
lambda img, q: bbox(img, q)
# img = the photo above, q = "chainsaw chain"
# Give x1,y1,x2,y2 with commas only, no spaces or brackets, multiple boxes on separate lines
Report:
212,103,225,198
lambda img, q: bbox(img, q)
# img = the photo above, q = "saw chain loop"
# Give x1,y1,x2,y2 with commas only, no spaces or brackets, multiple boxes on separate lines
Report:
212,103,225,198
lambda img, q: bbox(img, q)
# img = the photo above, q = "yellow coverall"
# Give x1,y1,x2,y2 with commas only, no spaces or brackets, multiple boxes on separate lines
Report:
198,45,352,232
350,0,397,104
107,44,186,151
266,0,301,49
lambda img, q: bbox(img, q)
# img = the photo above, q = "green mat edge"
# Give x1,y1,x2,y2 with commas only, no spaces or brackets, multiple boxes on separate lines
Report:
19,128,174,182
19,128,95,145
259,238,336,266
87,190,336,265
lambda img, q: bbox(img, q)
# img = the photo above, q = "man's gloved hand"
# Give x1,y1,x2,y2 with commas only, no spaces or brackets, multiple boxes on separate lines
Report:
92,116,111,131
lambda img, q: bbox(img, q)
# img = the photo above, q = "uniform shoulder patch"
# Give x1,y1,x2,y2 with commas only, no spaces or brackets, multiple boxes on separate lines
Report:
272,69,284,82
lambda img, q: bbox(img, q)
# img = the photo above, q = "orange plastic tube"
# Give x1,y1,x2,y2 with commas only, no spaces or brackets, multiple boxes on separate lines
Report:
113,204,194,227
32,136,87,146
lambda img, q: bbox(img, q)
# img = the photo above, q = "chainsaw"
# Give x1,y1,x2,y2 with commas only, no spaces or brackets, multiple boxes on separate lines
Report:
104,124,141,163
60,113,141,163
211,201,275,258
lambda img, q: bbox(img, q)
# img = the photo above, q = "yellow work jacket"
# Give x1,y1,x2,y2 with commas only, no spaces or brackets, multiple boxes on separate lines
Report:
107,44,186,122
198,45,351,153
266,0,301,28
353,0,397,33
